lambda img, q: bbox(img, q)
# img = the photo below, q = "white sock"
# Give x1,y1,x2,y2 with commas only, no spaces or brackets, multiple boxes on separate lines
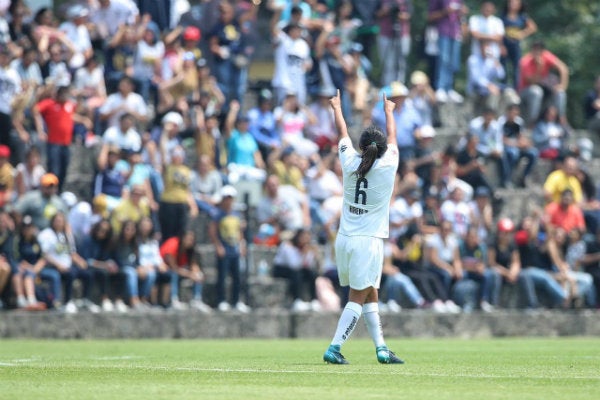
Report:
363,302,386,348
27,296,37,304
330,301,363,347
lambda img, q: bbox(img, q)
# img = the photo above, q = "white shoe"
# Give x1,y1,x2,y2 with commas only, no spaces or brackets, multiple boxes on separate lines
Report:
235,302,251,313
17,296,28,308
445,300,461,314
218,301,231,312
171,299,188,311
191,299,213,313
64,301,78,314
432,299,448,313
114,299,128,313
447,89,464,103
480,301,495,313
292,299,311,312
102,299,114,312
435,89,448,103
83,299,101,313
310,299,322,312
387,299,402,313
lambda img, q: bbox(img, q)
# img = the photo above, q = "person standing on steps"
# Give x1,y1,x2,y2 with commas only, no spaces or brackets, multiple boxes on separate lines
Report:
322,90,404,365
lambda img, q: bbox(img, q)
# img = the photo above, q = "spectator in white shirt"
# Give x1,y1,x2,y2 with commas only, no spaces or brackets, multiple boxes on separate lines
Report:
99,75,148,128
469,1,504,59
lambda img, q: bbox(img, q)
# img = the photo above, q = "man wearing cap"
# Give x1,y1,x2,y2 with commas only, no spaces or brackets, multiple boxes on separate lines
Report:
208,185,250,313
372,81,423,160
59,4,93,69
13,173,68,230
247,89,280,161
271,6,312,106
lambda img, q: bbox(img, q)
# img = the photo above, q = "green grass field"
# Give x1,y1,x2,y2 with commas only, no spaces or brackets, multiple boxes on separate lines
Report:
1,338,599,399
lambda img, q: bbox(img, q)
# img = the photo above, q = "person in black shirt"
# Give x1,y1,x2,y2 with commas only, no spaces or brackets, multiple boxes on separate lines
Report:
455,133,494,195
500,104,538,187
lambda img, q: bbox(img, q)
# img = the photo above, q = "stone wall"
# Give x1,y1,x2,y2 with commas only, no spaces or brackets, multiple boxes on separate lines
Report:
1,310,598,339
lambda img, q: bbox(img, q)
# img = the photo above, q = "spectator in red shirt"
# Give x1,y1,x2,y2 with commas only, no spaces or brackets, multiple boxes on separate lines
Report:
544,189,585,235
159,229,210,312
33,86,91,190
518,41,569,126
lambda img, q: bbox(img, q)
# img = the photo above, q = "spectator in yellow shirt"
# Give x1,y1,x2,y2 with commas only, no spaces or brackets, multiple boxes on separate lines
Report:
111,185,151,234
543,155,583,204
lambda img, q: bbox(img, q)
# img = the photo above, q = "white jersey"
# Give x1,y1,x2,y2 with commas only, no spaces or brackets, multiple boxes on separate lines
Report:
338,136,399,238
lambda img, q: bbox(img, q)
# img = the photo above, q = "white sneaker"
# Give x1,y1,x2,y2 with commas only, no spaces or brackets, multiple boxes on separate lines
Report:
17,296,28,308
218,301,231,312
83,299,101,313
171,299,188,311
102,299,114,312
445,300,461,314
480,301,495,313
235,302,251,313
64,301,78,314
432,299,448,313
310,299,322,312
190,299,213,313
114,299,128,313
292,299,311,312
436,89,448,103
447,89,464,103
387,299,402,313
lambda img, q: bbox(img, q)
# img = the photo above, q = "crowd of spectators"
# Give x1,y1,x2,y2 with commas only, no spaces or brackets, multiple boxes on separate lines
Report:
0,0,599,314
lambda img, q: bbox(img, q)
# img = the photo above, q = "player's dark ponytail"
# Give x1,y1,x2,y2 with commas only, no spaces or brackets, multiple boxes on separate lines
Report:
355,125,387,178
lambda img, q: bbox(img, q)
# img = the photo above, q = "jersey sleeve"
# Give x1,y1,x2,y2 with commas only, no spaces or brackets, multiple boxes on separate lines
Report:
379,143,399,168
338,136,357,169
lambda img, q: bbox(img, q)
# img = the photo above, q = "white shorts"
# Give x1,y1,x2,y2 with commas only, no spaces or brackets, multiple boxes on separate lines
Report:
335,233,384,290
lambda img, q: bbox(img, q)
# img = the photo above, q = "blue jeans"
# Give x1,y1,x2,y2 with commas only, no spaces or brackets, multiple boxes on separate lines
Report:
428,265,453,301
217,255,241,305
504,145,539,182
462,268,503,305
436,36,462,91
139,268,157,299
170,270,202,301
121,266,139,299
214,59,245,107
60,266,92,303
46,143,70,191
501,39,522,89
384,272,424,307
521,267,567,308
39,267,61,304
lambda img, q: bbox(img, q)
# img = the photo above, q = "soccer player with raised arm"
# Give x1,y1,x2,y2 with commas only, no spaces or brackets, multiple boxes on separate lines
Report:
323,90,404,364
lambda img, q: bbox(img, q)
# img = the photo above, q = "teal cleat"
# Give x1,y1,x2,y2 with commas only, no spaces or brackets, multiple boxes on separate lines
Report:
323,345,349,364
376,346,405,364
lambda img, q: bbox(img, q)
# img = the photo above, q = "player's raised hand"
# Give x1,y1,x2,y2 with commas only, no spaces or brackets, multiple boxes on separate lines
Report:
383,92,395,114
329,89,341,110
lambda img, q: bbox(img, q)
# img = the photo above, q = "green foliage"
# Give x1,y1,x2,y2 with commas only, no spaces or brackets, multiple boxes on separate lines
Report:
409,0,600,127
1,339,600,400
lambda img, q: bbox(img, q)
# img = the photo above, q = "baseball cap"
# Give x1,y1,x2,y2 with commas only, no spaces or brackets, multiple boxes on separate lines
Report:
220,185,238,198
61,191,78,208
162,112,184,130
66,4,89,19
22,215,34,226
410,70,429,86
420,125,436,139
474,186,491,198
0,145,10,158
183,26,201,41
497,218,515,232
386,81,409,98
40,173,59,187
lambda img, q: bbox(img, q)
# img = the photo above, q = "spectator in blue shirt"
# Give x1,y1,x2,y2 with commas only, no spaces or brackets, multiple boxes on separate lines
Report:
372,82,422,160
224,100,266,183
247,89,280,162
